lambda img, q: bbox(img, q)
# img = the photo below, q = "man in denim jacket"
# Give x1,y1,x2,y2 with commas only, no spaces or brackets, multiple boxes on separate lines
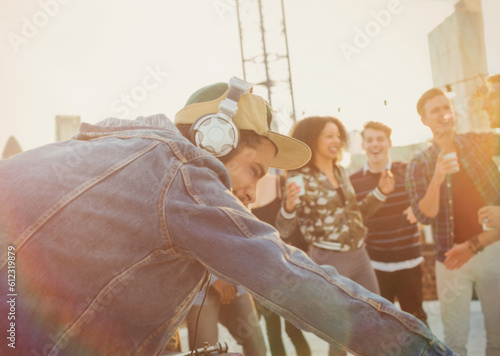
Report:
0,78,455,355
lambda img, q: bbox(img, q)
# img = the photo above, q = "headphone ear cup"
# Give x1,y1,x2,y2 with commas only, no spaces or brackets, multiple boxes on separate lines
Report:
189,114,240,157
188,76,251,157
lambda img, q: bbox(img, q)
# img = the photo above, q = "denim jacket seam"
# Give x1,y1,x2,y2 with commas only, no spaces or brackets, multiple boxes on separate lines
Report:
77,126,182,140
191,221,384,352
221,210,360,294
134,282,198,356
146,134,211,164
220,207,253,236
376,305,431,338
421,342,429,355
166,163,225,252
251,292,361,355
422,339,434,356
0,141,161,270
133,320,169,355
261,234,433,340
49,248,173,354
246,262,366,356
158,160,184,249
179,165,212,206
427,336,448,356
169,141,211,163
94,132,210,164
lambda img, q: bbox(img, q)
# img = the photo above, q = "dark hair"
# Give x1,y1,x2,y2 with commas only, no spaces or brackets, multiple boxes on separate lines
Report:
416,88,448,117
290,116,347,167
361,121,392,140
175,124,274,163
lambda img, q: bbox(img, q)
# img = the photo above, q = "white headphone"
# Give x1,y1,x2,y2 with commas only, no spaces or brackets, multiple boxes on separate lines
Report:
189,77,252,157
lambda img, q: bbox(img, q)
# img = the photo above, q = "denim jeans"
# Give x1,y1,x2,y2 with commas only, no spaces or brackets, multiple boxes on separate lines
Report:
0,115,456,355
255,301,311,356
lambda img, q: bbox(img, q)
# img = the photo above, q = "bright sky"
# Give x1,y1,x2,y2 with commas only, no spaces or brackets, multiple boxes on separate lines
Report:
1,0,499,153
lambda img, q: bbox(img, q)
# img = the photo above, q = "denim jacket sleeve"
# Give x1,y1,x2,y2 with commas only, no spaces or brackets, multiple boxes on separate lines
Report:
168,159,455,356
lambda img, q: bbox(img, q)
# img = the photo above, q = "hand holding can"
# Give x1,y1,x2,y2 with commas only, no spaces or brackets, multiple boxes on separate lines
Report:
442,152,460,173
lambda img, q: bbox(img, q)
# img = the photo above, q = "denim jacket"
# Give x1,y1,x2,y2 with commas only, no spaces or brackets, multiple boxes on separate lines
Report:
0,115,455,355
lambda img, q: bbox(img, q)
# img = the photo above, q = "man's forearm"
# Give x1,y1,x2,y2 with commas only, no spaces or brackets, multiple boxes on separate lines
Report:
478,229,500,248
417,177,443,219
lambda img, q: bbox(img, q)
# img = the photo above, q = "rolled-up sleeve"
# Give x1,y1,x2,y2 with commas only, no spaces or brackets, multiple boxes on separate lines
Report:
405,157,436,225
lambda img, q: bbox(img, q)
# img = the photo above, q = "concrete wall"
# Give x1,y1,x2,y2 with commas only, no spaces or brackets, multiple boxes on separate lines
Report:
428,0,490,133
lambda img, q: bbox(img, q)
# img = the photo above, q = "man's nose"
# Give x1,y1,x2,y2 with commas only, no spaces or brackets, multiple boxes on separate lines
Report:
246,186,257,204
442,113,453,121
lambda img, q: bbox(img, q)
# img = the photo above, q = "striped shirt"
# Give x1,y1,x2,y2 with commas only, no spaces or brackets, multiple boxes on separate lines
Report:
405,132,500,262
350,161,422,264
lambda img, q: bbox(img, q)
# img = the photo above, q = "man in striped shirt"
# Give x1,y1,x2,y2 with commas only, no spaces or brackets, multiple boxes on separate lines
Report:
350,121,427,325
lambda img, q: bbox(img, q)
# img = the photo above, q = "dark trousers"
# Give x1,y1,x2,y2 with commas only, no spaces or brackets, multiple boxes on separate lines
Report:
186,289,267,356
374,264,428,325
255,302,311,356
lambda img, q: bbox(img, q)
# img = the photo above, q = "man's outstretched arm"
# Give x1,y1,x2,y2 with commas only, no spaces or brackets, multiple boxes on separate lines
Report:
169,162,456,356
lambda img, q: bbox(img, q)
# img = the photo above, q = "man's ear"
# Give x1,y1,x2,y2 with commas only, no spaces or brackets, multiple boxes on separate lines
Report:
420,115,428,127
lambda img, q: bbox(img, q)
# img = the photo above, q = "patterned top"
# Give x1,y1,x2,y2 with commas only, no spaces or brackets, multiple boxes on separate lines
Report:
405,132,500,262
277,164,386,251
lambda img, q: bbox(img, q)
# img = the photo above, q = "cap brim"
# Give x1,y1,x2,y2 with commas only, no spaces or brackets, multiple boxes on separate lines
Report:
266,131,311,170
175,83,311,170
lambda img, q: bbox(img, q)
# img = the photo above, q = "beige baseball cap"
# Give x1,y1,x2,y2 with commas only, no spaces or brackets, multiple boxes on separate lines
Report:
175,82,311,170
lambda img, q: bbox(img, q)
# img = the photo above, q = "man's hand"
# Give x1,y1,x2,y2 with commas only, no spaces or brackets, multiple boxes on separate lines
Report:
212,279,237,305
478,206,500,230
444,242,474,270
403,206,417,224
432,150,459,185
377,169,395,195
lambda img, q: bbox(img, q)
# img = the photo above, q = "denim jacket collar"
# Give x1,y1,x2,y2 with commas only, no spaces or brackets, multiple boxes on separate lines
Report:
73,114,183,141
